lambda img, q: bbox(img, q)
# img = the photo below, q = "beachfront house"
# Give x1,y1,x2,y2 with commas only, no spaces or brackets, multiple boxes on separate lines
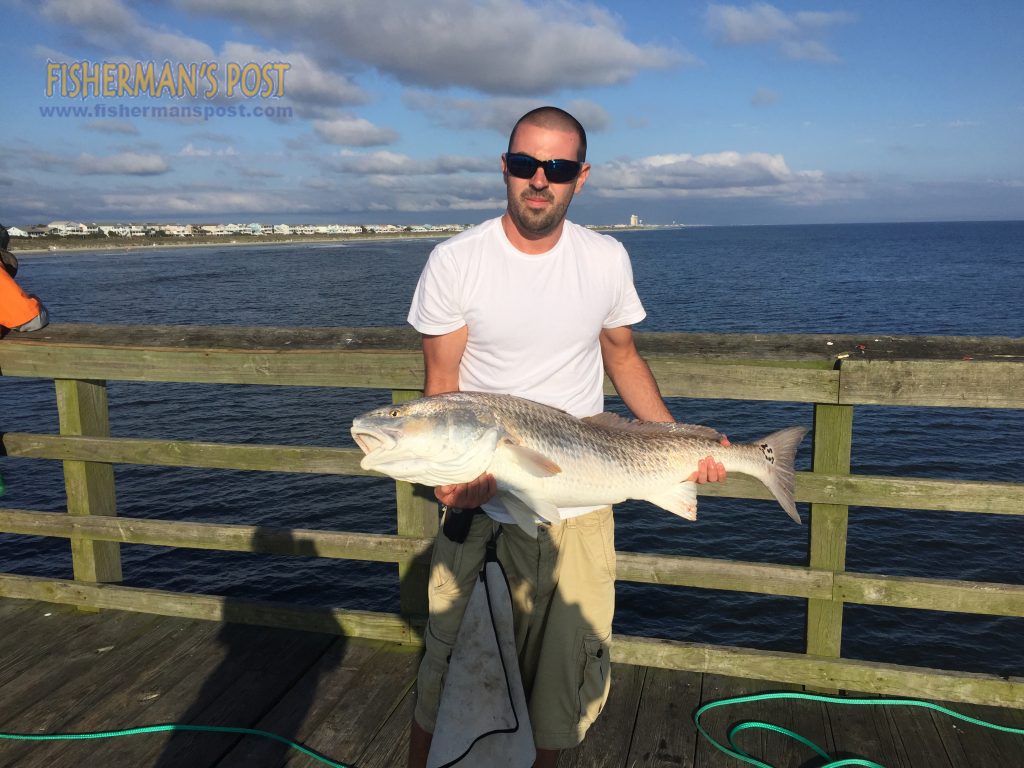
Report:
46,221,89,236
159,224,193,237
98,225,131,237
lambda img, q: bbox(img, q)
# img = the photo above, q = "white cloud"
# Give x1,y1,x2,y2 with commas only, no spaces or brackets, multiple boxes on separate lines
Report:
707,2,796,45
313,116,399,147
779,40,839,64
328,150,495,176
589,151,832,203
302,177,334,191
751,88,780,107
178,0,688,95
403,93,612,136
38,1,367,116
706,3,855,62
82,120,139,135
178,143,239,158
97,189,310,215
218,41,367,115
75,152,170,175
239,167,284,179
40,0,214,61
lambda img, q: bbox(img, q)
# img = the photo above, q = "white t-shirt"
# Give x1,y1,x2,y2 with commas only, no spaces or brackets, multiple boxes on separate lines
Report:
407,215,647,521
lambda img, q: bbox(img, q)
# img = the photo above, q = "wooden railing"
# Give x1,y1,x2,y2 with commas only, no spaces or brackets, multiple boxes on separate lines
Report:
1,324,1022,708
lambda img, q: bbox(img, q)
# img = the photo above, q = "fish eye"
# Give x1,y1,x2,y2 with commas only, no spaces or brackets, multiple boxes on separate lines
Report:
389,409,401,417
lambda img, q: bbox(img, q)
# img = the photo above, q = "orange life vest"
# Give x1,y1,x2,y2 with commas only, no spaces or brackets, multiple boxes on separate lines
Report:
0,269,44,329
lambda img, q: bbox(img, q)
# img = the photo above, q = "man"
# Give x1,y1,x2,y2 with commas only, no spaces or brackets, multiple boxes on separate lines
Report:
1,241,49,334
406,106,725,767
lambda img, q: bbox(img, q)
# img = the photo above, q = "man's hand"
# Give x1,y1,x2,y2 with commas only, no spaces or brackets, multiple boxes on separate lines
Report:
687,436,730,484
435,473,497,508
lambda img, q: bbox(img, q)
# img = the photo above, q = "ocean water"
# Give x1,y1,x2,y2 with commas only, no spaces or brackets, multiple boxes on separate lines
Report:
1,221,1022,677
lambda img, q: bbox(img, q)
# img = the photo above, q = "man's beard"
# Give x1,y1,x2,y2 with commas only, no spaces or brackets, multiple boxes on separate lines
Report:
506,186,573,237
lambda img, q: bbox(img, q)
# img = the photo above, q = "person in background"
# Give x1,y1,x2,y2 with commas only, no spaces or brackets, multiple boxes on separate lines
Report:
405,106,727,767
1,225,49,334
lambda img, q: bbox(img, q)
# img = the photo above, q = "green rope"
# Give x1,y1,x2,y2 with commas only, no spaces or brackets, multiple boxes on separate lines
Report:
695,692,1024,768
0,723,351,767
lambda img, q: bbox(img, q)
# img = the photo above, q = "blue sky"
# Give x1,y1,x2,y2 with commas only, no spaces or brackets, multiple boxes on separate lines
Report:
2,0,1022,226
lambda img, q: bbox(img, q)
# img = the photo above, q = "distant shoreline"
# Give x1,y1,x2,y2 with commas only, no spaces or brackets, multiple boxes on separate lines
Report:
9,225,663,256
8,230,459,256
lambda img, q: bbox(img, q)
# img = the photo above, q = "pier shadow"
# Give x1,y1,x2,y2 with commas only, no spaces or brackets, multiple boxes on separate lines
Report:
147,512,437,768
145,523,393,768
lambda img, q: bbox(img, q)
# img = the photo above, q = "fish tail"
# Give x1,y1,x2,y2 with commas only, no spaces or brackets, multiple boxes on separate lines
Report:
752,426,808,523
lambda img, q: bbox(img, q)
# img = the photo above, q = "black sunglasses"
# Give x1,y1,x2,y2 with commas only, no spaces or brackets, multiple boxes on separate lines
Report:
505,152,583,184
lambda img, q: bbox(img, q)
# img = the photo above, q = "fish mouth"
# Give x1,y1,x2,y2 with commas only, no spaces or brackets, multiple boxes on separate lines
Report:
350,425,397,455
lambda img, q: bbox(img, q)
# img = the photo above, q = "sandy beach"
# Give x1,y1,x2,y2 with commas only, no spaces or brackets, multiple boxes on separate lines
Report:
7,230,462,256
8,226,653,256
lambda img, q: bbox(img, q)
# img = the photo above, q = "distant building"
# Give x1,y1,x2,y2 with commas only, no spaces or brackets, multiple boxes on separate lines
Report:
47,220,88,236
159,224,193,237
5,226,28,238
630,214,640,227
97,225,126,237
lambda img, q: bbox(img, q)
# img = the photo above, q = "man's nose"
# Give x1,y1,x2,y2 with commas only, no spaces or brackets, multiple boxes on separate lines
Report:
530,166,549,188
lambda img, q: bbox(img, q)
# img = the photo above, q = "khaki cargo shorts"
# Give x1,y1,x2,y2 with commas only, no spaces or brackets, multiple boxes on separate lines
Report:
414,506,616,750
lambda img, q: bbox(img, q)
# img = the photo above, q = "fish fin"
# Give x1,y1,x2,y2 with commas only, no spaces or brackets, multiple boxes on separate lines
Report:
645,482,699,521
497,491,540,538
583,413,725,442
582,412,634,429
499,439,562,477
751,426,809,524
661,422,727,441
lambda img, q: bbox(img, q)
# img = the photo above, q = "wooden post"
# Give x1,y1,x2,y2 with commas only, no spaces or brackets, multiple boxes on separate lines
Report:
55,379,123,589
392,389,437,621
805,402,853,664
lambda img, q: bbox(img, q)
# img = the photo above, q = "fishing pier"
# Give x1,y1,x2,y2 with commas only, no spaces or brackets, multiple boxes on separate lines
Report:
1,325,1022,766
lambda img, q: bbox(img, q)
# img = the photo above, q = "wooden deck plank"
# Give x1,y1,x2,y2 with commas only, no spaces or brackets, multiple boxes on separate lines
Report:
6,616,220,768
820,693,910,768
220,638,419,768
0,607,163,727
928,700,1024,768
694,674,834,768
138,623,336,768
350,686,417,768
881,698,957,768
1,600,1021,767
53,619,273,768
624,667,703,768
559,662,646,767
0,602,110,686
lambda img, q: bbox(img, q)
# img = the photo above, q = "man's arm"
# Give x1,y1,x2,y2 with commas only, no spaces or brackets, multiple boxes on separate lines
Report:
599,325,673,422
600,325,726,483
421,328,497,506
13,301,48,332
422,327,467,396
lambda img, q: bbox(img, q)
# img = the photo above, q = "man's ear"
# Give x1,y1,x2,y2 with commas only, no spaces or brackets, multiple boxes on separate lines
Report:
574,162,591,194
